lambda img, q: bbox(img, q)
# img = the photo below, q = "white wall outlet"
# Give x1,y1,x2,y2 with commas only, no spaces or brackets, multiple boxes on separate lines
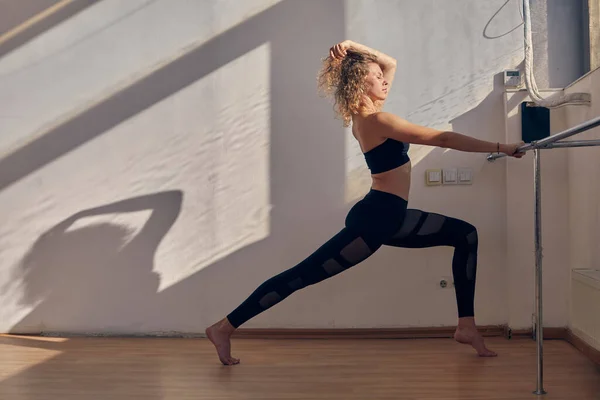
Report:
457,168,473,185
425,169,442,186
442,168,457,184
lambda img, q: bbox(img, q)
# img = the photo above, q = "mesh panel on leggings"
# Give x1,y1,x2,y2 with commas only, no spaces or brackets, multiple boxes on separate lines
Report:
466,230,477,245
417,214,446,236
259,291,282,309
466,230,478,280
288,277,304,291
322,258,345,276
339,237,372,264
392,210,422,239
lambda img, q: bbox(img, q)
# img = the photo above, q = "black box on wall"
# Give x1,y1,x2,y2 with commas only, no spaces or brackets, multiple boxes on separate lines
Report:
521,102,550,142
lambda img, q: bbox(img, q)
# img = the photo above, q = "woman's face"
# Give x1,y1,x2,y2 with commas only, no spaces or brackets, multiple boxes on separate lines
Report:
363,62,388,101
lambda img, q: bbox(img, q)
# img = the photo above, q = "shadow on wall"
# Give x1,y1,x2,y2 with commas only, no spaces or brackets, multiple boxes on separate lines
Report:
0,0,102,59
11,190,183,332
7,0,347,335
483,0,523,40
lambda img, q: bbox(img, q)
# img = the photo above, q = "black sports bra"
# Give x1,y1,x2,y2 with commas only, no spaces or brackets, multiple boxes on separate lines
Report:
363,138,410,174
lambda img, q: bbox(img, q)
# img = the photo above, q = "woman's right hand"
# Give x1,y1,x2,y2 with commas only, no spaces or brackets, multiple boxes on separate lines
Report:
502,141,526,158
329,40,352,60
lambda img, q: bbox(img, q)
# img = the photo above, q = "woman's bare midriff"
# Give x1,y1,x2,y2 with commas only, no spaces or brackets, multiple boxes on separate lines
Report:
370,161,411,201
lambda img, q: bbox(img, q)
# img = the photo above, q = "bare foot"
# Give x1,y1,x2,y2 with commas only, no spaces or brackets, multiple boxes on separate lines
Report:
206,318,240,365
454,321,497,357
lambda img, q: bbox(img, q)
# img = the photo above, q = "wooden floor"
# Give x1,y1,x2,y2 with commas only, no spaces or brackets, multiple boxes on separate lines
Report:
1,335,599,399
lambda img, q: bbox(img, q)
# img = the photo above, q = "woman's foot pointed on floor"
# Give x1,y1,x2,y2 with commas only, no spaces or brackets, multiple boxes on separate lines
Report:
206,318,240,365
454,317,497,357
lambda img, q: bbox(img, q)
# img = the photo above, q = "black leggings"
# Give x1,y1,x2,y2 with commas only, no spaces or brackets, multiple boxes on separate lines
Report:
227,189,478,328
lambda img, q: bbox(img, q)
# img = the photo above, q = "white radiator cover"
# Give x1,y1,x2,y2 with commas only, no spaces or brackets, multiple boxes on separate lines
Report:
570,269,600,351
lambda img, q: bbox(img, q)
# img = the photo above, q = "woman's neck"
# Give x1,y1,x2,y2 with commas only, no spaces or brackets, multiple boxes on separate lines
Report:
353,106,379,122
351,98,383,124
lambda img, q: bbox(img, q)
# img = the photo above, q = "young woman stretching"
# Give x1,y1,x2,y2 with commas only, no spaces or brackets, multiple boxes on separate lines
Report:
206,40,524,365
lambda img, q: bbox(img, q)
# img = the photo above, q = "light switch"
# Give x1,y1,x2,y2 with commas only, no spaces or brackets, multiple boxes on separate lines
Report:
425,169,442,186
458,168,473,184
442,168,457,184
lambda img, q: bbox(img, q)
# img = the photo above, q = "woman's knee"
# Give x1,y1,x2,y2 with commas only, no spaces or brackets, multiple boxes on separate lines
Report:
448,218,478,247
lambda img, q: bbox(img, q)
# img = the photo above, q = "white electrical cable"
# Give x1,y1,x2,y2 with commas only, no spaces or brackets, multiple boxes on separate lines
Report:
523,0,591,107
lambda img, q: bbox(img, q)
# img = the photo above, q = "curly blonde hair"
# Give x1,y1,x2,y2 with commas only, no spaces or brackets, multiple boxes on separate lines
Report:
317,50,382,127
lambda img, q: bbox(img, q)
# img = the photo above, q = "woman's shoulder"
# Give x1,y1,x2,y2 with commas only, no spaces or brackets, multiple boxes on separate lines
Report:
369,111,405,123
362,112,407,131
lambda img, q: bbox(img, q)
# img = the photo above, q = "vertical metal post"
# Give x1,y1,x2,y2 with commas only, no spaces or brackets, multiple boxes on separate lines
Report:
533,148,546,395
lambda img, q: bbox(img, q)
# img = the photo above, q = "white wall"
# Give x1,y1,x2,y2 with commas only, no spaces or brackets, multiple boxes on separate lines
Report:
563,68,600,334
0,0,587,334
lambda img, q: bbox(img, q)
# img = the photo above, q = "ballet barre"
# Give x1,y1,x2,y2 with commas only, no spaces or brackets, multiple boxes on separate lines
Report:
487,114,600,395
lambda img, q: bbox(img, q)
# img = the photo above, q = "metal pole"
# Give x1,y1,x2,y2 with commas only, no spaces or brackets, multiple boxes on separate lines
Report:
539,139,600,149
533,148,546,395
487,115,600,161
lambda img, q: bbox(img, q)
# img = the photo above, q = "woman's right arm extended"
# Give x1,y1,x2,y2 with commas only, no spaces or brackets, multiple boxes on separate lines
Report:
370,112,524,157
